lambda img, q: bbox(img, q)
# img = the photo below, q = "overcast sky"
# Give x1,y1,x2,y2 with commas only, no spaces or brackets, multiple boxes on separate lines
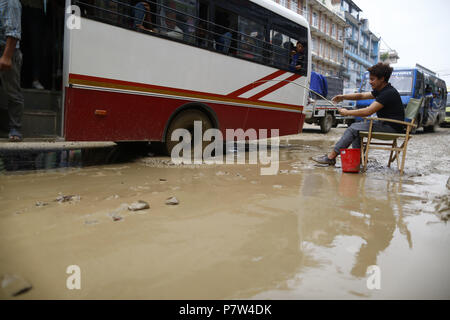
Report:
353,0,450,86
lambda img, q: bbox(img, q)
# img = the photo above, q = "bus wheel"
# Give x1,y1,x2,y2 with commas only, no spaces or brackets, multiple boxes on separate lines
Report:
320,113,333,133
165,109,213,156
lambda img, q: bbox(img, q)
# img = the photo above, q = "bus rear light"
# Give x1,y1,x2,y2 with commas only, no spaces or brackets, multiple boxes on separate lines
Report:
95,110,108,116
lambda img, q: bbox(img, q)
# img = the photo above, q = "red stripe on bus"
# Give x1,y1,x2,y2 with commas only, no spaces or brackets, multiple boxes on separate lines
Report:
248,74,302,100
226,70,287,98
68,73,303,112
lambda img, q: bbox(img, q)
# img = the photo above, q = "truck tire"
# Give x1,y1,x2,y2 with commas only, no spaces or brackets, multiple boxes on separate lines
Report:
332,118,338,128
165,109,213,156
424,118,437,133
320,113,333,133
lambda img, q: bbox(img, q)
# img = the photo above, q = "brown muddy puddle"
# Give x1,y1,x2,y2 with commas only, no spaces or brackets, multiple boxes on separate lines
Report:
0,127,449,299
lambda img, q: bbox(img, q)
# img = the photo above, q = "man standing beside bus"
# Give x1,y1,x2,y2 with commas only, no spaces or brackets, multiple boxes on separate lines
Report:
0,0,24,141
313,63,404,165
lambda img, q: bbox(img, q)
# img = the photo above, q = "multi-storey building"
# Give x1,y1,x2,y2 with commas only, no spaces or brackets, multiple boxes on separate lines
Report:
336,0,380,90
272,0,347,77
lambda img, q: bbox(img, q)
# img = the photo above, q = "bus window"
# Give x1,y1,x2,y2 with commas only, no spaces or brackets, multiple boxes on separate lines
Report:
237,16,265,62
213,6,238,55
158,0,197,42
414,71,424,98
389,71,414,95
270,30,290,69
197,1,211,48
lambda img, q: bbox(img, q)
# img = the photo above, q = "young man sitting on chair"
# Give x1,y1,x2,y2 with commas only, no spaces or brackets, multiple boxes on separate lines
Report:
313,62,405,166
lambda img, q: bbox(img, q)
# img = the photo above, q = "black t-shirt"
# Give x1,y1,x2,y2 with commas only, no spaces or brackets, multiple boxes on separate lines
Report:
372,83,405,132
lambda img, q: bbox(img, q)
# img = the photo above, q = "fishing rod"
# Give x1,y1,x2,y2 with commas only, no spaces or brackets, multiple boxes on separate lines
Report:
253,79,340,107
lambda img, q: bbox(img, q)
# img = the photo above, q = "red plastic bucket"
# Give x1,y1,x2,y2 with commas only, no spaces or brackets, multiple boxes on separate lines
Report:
340,148,361,173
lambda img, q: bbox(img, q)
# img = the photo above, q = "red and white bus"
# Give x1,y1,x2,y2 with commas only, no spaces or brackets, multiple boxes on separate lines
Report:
62,0,311,153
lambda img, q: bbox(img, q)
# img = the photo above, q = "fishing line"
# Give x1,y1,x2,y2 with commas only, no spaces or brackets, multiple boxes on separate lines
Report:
253,79,339,107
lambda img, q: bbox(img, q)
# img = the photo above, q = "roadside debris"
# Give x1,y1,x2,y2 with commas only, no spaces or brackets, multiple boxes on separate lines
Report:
0,274,32,297
128,200,150,211
55,194,81,203
165,197,179,205
108,211,124,222
35,201,48,207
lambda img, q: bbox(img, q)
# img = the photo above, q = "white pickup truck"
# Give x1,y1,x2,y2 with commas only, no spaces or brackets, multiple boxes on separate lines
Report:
303,74,352,133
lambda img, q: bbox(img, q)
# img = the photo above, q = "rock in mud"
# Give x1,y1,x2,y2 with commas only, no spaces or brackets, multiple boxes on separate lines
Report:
0,274,32,297
165,197,179,205
128,200,150,211
35,201,48,207
55,194,81,203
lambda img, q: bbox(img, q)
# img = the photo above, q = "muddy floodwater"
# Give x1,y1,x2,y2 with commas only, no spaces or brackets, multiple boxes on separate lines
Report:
1,126,449,299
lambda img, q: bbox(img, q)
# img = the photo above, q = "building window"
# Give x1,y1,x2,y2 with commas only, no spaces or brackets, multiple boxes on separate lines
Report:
302,4,307,17
279,0,287,7
338,28,343,42
331,23,336,39
342,1,349,12
320,16,325,32
291,0,298,13
312,36,318,54
312,12,318,28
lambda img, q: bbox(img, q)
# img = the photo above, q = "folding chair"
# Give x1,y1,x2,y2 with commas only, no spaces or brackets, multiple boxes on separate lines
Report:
359,98,423,175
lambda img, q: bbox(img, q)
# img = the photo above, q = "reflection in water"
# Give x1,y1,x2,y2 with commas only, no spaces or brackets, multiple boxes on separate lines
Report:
0,150,83,172
298,171,413,280
0,142,152,173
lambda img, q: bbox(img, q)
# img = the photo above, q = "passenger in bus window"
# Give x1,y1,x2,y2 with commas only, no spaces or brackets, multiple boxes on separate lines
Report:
165,11,183,40
215,18,232,54
196,21,210,48
289,41,305,73
272,32,286,68
133,1,154,33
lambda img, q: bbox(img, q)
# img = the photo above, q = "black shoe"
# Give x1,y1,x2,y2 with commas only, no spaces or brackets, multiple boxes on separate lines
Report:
312,154,336,166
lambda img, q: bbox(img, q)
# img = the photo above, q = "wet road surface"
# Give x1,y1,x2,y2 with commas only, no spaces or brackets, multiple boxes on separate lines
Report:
1,125,449,299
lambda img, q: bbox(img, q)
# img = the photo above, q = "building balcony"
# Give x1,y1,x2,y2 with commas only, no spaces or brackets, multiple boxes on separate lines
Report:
309,0,347,25
346,37,358,46
312,54,324,63
360,45,369,53
345,50,372,68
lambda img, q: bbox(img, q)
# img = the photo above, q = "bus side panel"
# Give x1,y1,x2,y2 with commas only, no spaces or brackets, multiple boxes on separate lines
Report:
64,86,300,141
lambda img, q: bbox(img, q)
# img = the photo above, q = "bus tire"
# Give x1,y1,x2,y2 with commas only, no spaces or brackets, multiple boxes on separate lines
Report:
320,113,333,133
164,109,213,156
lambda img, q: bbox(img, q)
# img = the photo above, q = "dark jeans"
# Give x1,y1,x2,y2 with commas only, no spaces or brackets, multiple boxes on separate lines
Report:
334,121,399,154
0,47,24,130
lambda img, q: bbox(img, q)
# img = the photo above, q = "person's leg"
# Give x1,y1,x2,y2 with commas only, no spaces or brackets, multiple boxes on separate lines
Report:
0,49,25,140
313,121,371,165
332,121,372,155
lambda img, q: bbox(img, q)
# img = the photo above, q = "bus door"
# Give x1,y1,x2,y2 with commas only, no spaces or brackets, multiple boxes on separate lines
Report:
5,1,66,138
